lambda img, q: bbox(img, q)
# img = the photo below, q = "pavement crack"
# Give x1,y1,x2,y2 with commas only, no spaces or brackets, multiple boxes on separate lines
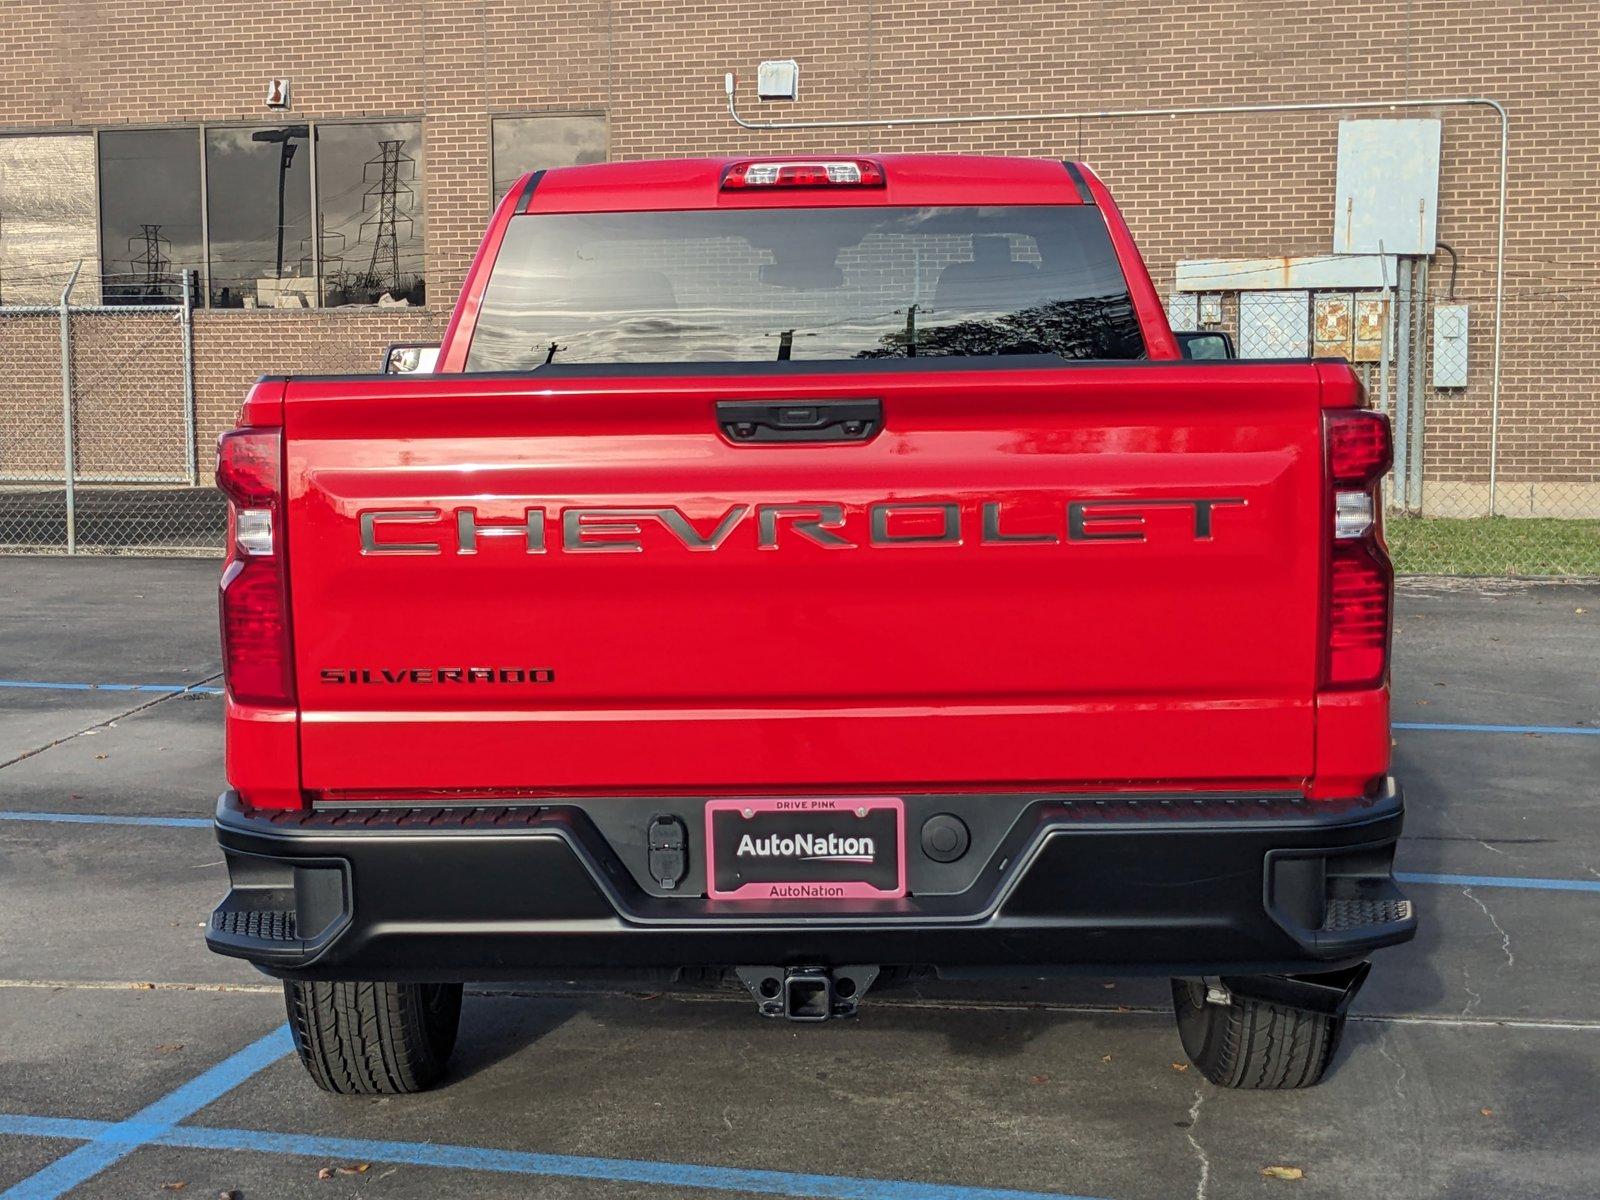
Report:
1377,1030,1408,1108
1184,1089,1211,1200
1463,887,1515,969
1403,835,1551,846
1460,966,1482,1018
0,674,223,773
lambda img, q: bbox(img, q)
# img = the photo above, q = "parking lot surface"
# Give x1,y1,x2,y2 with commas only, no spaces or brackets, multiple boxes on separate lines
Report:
2,559,1598,1199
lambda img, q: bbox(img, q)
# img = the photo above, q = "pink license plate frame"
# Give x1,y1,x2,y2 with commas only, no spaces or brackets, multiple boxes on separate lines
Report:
704,796,906,901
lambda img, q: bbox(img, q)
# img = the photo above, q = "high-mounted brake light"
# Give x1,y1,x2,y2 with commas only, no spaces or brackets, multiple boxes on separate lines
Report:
217,427,295,708
722,159,886,189
1321,408,1393,690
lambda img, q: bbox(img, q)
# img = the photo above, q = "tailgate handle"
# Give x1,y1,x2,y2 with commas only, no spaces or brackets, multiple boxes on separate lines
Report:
717,399,881,444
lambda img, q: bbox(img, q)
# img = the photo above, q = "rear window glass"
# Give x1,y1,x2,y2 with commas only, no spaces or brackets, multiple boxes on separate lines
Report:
465,205,1144,369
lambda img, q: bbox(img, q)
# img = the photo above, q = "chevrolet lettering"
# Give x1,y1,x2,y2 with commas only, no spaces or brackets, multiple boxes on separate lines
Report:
358,498,1249,555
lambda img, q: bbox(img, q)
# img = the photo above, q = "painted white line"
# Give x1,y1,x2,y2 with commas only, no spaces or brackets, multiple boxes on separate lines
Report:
0,979,277,994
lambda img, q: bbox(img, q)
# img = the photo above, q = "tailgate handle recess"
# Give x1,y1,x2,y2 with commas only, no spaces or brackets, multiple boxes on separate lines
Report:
717,399,882,444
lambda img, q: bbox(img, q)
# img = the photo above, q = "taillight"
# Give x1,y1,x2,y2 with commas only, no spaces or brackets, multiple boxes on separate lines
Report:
1322,410,1393,689
217,427,295,707
1327,409,1392,487
1326,541,1392,687
721,159,886,189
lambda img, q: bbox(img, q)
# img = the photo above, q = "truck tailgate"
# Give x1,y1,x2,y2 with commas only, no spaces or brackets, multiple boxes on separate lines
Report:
283,364,1327,795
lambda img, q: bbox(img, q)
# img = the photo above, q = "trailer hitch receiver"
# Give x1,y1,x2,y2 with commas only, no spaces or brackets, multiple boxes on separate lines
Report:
735,965,880,1021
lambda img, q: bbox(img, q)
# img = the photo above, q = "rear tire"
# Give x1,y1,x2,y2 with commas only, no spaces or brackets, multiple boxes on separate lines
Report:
1171,979,1343,1089
284,980,463,1095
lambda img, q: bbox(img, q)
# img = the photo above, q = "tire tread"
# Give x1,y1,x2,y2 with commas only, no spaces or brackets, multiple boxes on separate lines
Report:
284,979,461,1095
1172,980,1342,1090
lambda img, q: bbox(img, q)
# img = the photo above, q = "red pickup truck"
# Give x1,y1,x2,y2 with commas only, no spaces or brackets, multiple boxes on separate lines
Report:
208,155,1413,1094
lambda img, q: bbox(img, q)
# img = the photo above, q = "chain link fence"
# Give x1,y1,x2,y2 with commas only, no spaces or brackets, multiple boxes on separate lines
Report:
1,285,445,557
1,274,226,555
1171,266,1600,577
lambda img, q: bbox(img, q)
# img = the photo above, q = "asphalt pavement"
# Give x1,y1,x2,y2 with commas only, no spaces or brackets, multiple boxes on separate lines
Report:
1,558,1596,1199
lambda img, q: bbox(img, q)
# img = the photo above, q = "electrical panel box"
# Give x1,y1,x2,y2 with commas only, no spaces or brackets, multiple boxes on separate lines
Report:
1433,303,1470,389
1333,119,1442,255
757,60,800,101
1313,295,1352,358
1353,295,1389,363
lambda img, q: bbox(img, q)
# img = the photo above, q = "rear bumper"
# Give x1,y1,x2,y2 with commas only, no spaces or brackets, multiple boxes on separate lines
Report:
207,781,1415,982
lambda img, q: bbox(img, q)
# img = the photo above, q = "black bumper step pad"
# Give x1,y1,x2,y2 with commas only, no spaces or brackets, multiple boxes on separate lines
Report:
212,908,298,942
1322,895,1414,932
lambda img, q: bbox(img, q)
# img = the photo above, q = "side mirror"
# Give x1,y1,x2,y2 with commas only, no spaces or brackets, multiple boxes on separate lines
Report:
383,343,441,374
1175,331,1235,360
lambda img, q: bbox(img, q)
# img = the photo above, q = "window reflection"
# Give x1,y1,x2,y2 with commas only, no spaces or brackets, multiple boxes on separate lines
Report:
467,207,1146,369
22,118,430,309
0,134,97,306
98,130,203,304
492,115,606,204
315,122,425,306
205,126,315,308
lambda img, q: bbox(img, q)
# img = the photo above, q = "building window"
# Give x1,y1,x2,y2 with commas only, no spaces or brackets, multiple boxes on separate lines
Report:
99,129,204,305
0,134,97,305
314,121,425,306
205,125,315,308
0,120,427,310
491,114,606,205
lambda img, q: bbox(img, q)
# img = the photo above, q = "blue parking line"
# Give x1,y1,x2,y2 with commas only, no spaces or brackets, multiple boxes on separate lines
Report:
159,1126,1110,1200
0,811,210,829
1398,871,1600,894
0,1117,113,1142
1393,721,1598,736
0,1026,292,1200
0,1114,1108,1200
0,1020,1111,1200
0,678,223,696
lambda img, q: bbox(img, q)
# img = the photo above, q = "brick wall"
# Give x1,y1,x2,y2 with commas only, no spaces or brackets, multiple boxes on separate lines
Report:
0,312,63,478
0,0,1595,514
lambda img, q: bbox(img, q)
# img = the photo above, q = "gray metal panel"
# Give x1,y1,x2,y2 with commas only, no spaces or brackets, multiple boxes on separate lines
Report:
1238,290,1309,358
1333,120,1442,255
1432,303,1469,388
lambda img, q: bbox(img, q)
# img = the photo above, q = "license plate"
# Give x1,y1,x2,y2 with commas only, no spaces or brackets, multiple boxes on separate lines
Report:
705,797,905,901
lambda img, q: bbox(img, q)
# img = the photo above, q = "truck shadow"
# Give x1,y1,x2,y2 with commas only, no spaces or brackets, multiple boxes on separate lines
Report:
459,981,1167,1065
444,993,586,1083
